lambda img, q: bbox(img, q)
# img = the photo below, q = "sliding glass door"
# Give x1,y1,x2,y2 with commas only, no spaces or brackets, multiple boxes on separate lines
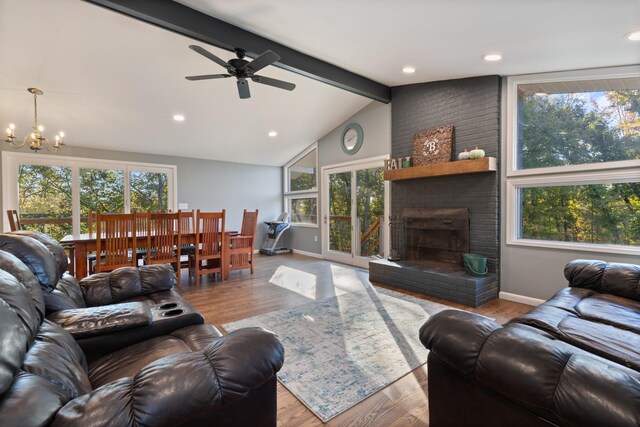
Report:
322,157,388,268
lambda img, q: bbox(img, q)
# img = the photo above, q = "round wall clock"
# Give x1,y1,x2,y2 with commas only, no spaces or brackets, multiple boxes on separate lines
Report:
340,122,364,155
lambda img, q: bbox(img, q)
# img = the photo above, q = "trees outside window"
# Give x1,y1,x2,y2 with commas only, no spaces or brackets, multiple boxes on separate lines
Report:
507,70,640,252
4,153,175,240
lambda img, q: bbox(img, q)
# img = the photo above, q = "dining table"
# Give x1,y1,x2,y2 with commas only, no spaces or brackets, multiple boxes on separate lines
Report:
61,230,236,280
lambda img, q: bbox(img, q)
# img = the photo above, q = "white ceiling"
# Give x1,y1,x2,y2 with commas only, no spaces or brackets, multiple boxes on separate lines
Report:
2,0,639,166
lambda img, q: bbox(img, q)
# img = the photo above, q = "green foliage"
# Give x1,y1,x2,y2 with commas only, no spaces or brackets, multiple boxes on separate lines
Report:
18,165,72,240
130,172,168,212
18,166,169,240
328,168,384,255
520,90,640,245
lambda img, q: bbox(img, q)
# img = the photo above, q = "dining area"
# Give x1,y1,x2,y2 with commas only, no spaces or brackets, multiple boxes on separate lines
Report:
8,208,259,286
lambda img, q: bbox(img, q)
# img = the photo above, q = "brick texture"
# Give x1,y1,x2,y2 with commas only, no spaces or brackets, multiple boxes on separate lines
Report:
390,75,501,275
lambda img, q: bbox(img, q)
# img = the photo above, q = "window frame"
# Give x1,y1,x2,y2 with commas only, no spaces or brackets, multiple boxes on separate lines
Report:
505,66,640,255
2,151,177,234
283,142,319,228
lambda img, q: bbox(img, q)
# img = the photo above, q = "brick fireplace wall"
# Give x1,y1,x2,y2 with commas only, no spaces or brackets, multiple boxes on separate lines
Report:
391,75,501,273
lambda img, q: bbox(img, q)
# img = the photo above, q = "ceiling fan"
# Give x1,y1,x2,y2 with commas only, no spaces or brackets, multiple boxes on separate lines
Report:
185,45,296,99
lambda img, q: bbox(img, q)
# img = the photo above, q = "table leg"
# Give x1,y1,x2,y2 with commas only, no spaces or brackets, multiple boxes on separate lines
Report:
75,242,88,279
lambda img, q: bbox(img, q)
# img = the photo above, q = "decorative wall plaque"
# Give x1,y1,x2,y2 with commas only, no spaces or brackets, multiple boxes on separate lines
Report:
412,124,454,166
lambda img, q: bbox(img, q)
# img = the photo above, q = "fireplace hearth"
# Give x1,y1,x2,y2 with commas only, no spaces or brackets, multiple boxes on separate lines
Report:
370,207,497,307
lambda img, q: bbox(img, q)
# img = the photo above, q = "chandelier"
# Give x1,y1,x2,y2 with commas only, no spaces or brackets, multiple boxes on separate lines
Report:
5,88,65,152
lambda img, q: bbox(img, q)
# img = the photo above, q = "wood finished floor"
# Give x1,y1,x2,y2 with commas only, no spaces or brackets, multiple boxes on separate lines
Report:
177,253,532,426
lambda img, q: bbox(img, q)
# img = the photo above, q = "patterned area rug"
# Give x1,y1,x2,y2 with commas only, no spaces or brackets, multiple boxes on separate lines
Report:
222,270,457,422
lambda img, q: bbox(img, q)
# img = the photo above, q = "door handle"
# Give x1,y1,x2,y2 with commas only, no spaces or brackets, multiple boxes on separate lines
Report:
323,215,327,224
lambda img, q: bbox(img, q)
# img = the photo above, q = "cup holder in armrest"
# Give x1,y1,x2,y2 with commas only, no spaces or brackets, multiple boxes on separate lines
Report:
162,309,184,317
158,303,179,310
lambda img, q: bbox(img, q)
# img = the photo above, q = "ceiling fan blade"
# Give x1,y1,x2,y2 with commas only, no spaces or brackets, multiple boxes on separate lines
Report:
251,75,296,91
185,74,232,81
189,45,230,70
237,79,251,99
245,50,280,73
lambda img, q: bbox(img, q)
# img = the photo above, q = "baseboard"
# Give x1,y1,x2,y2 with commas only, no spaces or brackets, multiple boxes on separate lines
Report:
499,291,545,307
292,249,323,259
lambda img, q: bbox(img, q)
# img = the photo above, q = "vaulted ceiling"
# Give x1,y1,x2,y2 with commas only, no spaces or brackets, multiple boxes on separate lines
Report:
1,0,638,166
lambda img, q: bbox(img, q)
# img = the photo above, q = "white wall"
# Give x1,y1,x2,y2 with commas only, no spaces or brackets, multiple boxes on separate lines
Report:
288,101,392,254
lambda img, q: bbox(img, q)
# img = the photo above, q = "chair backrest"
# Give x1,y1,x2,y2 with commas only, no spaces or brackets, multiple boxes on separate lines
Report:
135,212,148,236
95,212,136,272
147,211,180,263
6,210,21,231
179,210,195,234
240,209,259,237
195,209,225,256
87,210,97,234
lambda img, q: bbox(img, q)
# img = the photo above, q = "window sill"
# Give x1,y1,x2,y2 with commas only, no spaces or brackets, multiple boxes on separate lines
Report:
506,238,640,256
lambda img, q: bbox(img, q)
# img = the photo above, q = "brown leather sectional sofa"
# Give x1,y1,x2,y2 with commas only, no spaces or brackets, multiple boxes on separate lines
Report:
0,231,285,426
420,259,640,427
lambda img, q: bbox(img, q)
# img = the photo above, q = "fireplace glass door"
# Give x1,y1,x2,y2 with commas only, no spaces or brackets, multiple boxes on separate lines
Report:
323,159,387,268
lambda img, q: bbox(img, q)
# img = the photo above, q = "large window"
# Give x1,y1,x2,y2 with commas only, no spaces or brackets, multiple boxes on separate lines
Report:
284,143,318,226
506,67,640,254
3,152,176,239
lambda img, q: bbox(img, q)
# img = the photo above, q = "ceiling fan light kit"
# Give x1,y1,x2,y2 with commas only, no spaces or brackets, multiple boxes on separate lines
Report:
186,45,296,99
5,88,65,152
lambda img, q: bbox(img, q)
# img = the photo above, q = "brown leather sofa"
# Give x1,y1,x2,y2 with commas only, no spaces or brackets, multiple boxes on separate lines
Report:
0,231,285,426
420,259,640,427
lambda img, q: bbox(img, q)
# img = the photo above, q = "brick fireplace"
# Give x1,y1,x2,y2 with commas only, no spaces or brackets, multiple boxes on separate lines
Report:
369,75,501,307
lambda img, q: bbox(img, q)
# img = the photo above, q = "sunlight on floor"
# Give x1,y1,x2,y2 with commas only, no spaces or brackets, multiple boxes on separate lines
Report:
329,264,370,296
270,265,317,300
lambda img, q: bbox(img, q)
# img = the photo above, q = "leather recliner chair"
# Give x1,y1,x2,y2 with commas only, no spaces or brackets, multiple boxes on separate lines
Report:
0,232,285,426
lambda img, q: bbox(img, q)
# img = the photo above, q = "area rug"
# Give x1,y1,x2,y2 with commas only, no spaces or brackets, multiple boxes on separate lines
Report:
222,270,458,422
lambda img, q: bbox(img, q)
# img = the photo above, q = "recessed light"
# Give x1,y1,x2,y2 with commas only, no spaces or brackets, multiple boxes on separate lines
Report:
402,66,416,74
534,92,547,96
268,131,278,137
626,30,640,41
483,53,502,62
173,114,185,122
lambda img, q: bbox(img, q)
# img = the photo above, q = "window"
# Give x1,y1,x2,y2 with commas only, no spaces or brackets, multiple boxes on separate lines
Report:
2,152,176,239
506,67,640,254
284,143,318,226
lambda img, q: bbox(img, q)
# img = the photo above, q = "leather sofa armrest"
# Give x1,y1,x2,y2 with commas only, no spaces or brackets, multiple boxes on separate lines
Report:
52,327,285,427
47,302,152,338
421,310,640,427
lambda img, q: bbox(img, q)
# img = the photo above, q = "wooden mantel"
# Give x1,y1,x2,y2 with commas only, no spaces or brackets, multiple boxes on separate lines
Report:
384,157,497,181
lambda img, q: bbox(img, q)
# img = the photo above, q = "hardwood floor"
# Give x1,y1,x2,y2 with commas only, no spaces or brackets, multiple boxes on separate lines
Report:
177,253,532,426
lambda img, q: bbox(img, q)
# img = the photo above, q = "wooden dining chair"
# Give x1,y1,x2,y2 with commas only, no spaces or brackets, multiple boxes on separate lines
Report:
229,209,259,275
189,209,225,286
146,211,182,287
6,210,22,231
95,212,137,273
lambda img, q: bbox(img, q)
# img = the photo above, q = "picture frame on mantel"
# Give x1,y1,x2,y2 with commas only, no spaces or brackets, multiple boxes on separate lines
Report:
412,124,454,165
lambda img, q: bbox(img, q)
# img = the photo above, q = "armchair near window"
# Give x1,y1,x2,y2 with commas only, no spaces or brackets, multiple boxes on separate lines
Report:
229,209,259,275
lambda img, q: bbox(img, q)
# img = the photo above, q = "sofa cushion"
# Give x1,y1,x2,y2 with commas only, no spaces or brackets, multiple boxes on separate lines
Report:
79,264,176,307
22,320,90,400
0,234,59,291
0,271,36,395
565,259,640,302
0,249,45,320
43,274,87,315
88,324,221,388
10,231,68,281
